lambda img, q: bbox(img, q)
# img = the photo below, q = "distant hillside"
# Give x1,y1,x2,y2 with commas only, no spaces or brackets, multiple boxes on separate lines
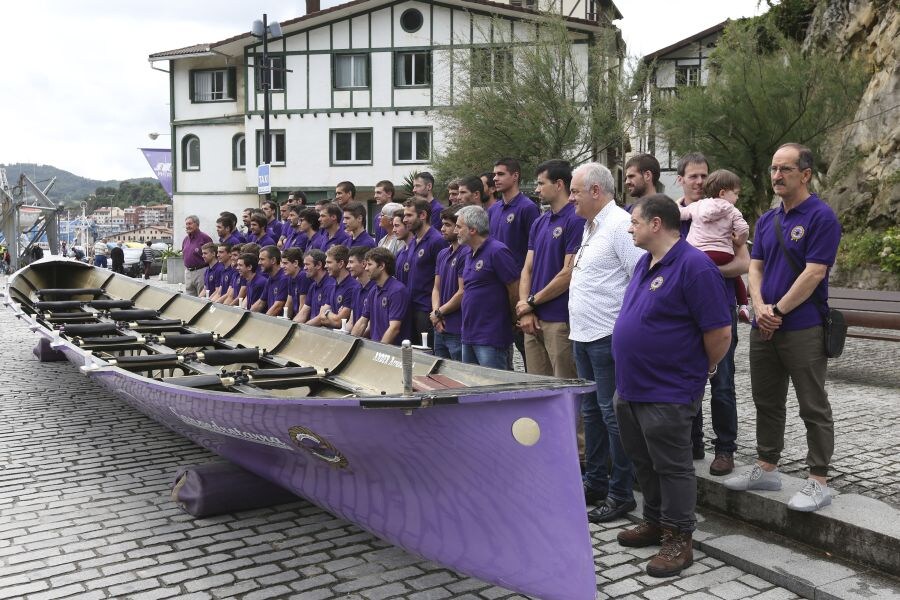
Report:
0,163,160,206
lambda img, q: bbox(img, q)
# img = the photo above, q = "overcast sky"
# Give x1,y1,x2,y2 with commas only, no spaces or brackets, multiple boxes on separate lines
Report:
0,0,763,184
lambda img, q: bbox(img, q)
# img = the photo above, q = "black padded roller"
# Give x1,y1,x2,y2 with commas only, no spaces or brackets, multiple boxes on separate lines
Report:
63,323,120,336
161,374,225,388
37,288,104,298
35,301,82,311
110,353,181,366
89,300,134,310
158,333,216,347
126,319,183,330
109,309,159,321
249,366,318,379
78,336,140,346
199,348,261,366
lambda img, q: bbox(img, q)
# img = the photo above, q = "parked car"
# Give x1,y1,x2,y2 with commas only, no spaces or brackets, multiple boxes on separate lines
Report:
123,247,163,278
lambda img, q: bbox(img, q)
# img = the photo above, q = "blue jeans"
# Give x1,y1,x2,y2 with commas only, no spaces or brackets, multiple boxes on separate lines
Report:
693,310,738,453
94,255,107,268
574,336,634,503
434,331,462,361
462,344,510,370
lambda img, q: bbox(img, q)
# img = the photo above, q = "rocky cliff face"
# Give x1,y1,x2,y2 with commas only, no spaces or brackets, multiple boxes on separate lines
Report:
805,0,899,227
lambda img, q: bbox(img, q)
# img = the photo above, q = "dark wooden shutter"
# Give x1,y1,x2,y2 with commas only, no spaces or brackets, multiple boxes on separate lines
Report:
227,67,237,100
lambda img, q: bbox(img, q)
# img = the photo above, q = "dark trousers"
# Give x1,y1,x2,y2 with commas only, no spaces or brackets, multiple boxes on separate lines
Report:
412,310,434,349
616,394,700,533
692,310,738,453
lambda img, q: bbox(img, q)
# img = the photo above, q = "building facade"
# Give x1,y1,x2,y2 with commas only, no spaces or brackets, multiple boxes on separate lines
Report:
149,0,621,245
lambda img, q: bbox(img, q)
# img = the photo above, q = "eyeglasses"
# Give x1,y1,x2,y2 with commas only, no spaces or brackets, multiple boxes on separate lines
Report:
573,244,589,270
770,166,798,174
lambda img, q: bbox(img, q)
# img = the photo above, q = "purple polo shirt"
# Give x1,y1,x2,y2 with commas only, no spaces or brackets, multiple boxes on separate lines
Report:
219,266,236,293
332,274,361,317
266,220,282,240
182,230,213,268
261,269,289,312
406,226,449,313
255,233,276,248
352,279,375,325
284,229,310,251
375,223,388,243
395,244,412,286
461,238,519,348
527,202,585,323
488,192,540,271
231,270,245,296
203,261,224,293
222,232,244,247
751,194,840,331
317,228,351,251
305,274,336,320
288,271,311,318
429,198,445,229
362,276,411,345
246,232,258,244
349,231,376,249
435,244,470,335
245,272,268,308
612,239,732,404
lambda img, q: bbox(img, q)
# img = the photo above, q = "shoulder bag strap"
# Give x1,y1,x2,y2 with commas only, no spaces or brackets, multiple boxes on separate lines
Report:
773,215,827,314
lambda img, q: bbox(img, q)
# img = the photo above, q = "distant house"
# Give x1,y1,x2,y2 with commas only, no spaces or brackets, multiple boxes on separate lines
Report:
630,20,727,194
110,226,174,245
148,0,622,245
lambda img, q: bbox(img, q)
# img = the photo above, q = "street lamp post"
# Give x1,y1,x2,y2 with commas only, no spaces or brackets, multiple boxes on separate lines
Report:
252,15,283,204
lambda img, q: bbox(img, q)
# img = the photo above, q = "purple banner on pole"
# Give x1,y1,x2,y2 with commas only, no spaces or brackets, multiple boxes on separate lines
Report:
140,148,173,198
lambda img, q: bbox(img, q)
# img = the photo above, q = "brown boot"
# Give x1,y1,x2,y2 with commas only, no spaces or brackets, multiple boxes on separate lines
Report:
616,521,663,548
646,528,693,577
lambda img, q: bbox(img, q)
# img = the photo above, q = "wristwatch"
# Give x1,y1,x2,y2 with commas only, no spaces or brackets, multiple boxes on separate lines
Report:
433,308,443,319
324,309,332,318
772,304,785,317
527,294,538,310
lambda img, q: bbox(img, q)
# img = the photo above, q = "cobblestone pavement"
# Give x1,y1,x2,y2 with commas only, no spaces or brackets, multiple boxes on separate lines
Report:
0,280,803,599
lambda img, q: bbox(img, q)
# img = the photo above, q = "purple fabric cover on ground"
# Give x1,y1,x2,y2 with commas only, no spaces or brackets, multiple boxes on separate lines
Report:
172,461,298,517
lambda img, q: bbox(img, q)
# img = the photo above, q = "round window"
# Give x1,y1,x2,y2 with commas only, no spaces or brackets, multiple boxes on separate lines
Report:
400,8,423,33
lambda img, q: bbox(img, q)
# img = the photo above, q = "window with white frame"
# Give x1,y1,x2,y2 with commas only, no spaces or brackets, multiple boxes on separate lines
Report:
334,54,369,89
232,134,246,170
394,52,431,87
675,65,701,87
182,135,200,171
255,55,285,92
470,48,513,86
190,68,236,102
394,129,431,164
255,130,286,166
331,130,372,165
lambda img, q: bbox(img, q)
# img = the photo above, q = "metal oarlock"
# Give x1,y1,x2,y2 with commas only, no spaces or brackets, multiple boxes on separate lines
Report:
401,340,413,395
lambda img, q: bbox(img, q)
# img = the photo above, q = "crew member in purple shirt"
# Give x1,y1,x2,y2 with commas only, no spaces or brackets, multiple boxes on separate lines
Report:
181,215,213,297
373,180,395,242
262,200,283,241
249,214,276,248
237,253,267,309
216,215,245,246
724,143,841,513
403,198,449,349
456,205,520,370
282,205,309,251
219,246,243,305
343,201,376,249
318,245,361,329
280,247,309,319
411,172,445,229
612,195,731,578
315,203,351,251
392,213,413,286
347,246,374,331
431,205,469,361
295,249,335,325
251,246,288,316
209,244,234,302
351,247,411,345
200,242,222,298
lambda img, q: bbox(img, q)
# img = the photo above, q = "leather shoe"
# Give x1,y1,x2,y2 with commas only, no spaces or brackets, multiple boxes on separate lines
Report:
587,497,637,523
583,483,607,505
709,452,734,476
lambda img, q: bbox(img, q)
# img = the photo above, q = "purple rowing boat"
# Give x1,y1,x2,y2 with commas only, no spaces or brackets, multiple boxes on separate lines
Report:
3,259,597,599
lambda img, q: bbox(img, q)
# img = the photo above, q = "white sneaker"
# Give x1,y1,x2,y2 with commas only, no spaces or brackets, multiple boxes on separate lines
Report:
788,479,832,512
723,464,782,491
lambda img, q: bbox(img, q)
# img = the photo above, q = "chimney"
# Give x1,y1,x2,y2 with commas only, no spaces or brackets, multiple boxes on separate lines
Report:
306,0,320,14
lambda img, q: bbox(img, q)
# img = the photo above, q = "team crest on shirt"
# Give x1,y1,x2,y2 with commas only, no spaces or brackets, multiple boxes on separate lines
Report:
317,293,323,302
381,297,388,307
790,225,805,241
403,262,410,272
417,248,425,257
552,226,563,238
336,294,343,304
451,258,457,267
475,259,484,271
649,276,664,291
506,214,515,224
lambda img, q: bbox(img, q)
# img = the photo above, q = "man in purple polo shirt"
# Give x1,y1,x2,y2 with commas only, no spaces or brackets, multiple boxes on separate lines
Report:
348,246,374,331
262,200,282,241
318,245,361,329
209,244,234,302
237,253,267,310
457,205,520,369
296,249,335,326
219,245,243,306
249,214,276,248
343,202,376,249
413,172,444,229
351,247,411,345
216,215,245,247
251,246,288,316
200,243,222,299
403,198,449,349
613,195,732,577
281,247,309,319
724,143,841,512
181,215,213,296
281,205,306,251
456,175,487,208
516,159,583,378
334,181,355,210
316,203,351,251
392,212,413,286
431,205,469,361
373,180,395,242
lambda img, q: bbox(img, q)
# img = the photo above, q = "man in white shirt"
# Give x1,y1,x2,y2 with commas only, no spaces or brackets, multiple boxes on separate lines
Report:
569,162,646,523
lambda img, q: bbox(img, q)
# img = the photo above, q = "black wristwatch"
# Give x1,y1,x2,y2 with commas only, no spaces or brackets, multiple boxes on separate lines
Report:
772,303,785,317
433,308,443,319
527,294,538,310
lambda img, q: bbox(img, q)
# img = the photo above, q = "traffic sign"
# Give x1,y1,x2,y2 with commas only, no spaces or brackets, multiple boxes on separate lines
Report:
257,164,271,195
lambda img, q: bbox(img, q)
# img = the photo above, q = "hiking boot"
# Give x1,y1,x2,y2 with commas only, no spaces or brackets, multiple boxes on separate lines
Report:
723,464,782,491
617,521,663,548
788,479,832,512
646,528,693,577
709,452,734,476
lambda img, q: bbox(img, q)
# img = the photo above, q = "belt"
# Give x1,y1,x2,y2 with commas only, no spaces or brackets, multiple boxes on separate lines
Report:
186,265,206,272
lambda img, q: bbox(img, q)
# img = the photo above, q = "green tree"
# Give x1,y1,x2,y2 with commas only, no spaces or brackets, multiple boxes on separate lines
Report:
432,14,627,187
655,18,867,219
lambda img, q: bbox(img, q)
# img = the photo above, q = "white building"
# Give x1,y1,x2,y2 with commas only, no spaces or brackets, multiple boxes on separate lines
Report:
149,0,622,245
630,20,726,193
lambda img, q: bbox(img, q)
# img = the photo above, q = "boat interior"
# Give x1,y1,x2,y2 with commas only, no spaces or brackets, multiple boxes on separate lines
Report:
6,261,561,403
